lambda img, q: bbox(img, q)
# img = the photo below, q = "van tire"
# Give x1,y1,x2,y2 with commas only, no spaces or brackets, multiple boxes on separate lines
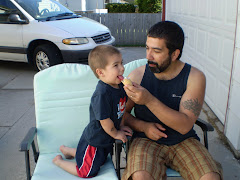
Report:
33,44,62,71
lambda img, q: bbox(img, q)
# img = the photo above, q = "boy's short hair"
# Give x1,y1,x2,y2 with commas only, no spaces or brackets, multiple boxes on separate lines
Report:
88,45,121,78
147,21,184,60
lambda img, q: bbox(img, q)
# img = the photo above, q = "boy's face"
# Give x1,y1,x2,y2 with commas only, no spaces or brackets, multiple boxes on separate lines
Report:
97,53,124,88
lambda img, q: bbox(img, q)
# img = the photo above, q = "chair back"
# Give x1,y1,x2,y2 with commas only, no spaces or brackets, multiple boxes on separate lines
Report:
34,64,97,154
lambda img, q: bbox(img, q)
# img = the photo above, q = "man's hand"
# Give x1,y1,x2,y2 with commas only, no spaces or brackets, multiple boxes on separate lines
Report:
124,82,154,105
144,123,167,141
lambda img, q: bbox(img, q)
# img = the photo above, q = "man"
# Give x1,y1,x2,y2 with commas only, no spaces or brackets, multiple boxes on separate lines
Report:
122,21,222,180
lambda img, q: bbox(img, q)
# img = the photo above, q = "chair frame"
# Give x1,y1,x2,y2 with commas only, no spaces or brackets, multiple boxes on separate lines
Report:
19,127,38,180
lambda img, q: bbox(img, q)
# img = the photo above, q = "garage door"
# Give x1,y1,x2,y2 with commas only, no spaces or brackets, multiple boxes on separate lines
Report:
165,0,238,124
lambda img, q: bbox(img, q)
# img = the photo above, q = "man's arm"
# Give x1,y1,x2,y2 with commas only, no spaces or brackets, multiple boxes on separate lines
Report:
124,66,206,135
123,98,167,140
122,66,167,140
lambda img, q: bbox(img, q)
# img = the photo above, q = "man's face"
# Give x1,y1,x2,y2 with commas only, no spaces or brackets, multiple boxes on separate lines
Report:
146,37,172,73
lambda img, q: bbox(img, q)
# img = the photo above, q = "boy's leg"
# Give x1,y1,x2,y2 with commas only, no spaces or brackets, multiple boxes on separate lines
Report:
53,155,78,176
59,145,76,159
76,145,108,178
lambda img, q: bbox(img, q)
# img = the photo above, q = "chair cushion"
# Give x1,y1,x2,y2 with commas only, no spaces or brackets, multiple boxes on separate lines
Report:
123,58,147,77
166,168,181,177
34,63,98,154
32,154,118,180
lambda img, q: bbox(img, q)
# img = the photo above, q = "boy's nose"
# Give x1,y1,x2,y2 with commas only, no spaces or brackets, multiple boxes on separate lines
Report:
121,65,125,72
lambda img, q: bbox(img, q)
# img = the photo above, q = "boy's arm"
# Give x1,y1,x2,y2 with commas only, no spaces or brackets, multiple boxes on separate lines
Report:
100,118,128,143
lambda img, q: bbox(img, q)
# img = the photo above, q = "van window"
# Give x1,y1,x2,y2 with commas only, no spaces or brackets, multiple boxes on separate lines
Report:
0,0,19,23
15,0,74,20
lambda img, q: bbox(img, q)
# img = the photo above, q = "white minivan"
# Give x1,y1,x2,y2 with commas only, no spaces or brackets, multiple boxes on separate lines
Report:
0,0,115,70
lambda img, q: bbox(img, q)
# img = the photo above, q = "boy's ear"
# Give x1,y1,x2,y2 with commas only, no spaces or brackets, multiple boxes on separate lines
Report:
171,49,180,61
96,68,104,77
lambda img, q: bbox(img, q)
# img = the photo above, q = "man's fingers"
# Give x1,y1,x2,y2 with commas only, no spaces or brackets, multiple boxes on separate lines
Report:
132,82,140,87
124,127,132,134
154,124,167,138
121,126,133,134
158,131,167,138
155,123,166,131
124,131,132,137
155,129,167,138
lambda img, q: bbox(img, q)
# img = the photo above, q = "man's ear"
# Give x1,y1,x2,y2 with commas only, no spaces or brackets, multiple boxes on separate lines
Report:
96,68,104,77
171,49,180,61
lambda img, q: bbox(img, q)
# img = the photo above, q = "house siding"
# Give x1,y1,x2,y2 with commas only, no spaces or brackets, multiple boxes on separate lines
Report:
166,0,240,154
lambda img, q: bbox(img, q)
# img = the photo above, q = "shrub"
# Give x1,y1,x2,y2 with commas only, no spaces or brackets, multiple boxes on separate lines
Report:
136,0,162,13
106,3,136,13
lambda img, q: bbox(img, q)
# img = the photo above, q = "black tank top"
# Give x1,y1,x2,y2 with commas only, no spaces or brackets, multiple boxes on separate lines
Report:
133,63,199,145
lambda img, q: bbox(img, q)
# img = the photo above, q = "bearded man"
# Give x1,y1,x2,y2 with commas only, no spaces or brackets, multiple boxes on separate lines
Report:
122,21,222,180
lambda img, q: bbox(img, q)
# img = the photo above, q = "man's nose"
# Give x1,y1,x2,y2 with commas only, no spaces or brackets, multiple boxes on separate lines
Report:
146,50,153,60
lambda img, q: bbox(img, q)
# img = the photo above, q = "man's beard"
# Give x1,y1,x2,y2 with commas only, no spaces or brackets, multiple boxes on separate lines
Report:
148,56,171,73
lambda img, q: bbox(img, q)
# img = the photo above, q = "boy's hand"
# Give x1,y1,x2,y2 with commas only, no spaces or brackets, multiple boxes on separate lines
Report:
120,126,132,137
115,131,128,143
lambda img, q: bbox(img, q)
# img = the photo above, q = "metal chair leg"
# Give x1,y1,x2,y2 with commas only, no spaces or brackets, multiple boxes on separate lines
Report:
25,150,31,180
115,142,122,179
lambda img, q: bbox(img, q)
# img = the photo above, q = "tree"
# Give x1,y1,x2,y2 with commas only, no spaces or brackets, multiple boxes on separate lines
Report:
136,0,162,13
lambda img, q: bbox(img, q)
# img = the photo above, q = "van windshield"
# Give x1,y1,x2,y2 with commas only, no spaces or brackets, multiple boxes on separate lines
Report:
15,0,79,21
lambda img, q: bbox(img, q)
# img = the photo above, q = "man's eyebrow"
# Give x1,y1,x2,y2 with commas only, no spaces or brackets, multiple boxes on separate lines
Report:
152,47,162,50
146,44,162,50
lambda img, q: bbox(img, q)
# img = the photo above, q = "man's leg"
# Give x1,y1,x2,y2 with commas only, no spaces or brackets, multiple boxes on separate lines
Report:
170,138,222,180
121,138,168,180
132,170,155,180
200,172,220,180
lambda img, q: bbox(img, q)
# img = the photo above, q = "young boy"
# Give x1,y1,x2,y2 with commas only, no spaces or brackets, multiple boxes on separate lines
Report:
53,45,132,178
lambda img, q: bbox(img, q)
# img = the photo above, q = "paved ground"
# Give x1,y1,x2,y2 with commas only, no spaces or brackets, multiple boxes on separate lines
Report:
0,47,240,180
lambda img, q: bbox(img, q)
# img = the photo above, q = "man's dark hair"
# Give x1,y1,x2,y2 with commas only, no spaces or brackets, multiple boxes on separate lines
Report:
147,21,184,60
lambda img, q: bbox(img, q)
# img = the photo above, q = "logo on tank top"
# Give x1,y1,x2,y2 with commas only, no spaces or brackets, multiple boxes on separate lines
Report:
117,96,126,119
172,94,182,98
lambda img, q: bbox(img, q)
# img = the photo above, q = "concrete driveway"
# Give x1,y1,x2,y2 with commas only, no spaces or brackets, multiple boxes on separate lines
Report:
0,47,239,180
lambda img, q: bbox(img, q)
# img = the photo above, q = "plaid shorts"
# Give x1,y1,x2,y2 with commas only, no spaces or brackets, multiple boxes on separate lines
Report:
121,137,222,180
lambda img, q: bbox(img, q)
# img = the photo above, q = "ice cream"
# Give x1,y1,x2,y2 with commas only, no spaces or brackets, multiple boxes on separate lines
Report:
118,76,133,85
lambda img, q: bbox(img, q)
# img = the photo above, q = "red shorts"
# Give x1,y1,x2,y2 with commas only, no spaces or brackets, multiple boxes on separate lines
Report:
75,139,111,178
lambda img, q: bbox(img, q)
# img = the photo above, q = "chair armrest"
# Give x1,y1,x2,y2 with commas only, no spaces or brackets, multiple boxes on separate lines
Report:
195,118,214,132
19,127,37,151
19,127,38,180
115,139,123,145
115,136,131,179
195,118,214,149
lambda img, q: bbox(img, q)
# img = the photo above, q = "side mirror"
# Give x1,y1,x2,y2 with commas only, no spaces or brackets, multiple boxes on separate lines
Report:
8,14,28,24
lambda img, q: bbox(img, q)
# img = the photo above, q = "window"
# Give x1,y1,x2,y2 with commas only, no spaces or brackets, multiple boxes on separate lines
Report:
0,0,21,23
